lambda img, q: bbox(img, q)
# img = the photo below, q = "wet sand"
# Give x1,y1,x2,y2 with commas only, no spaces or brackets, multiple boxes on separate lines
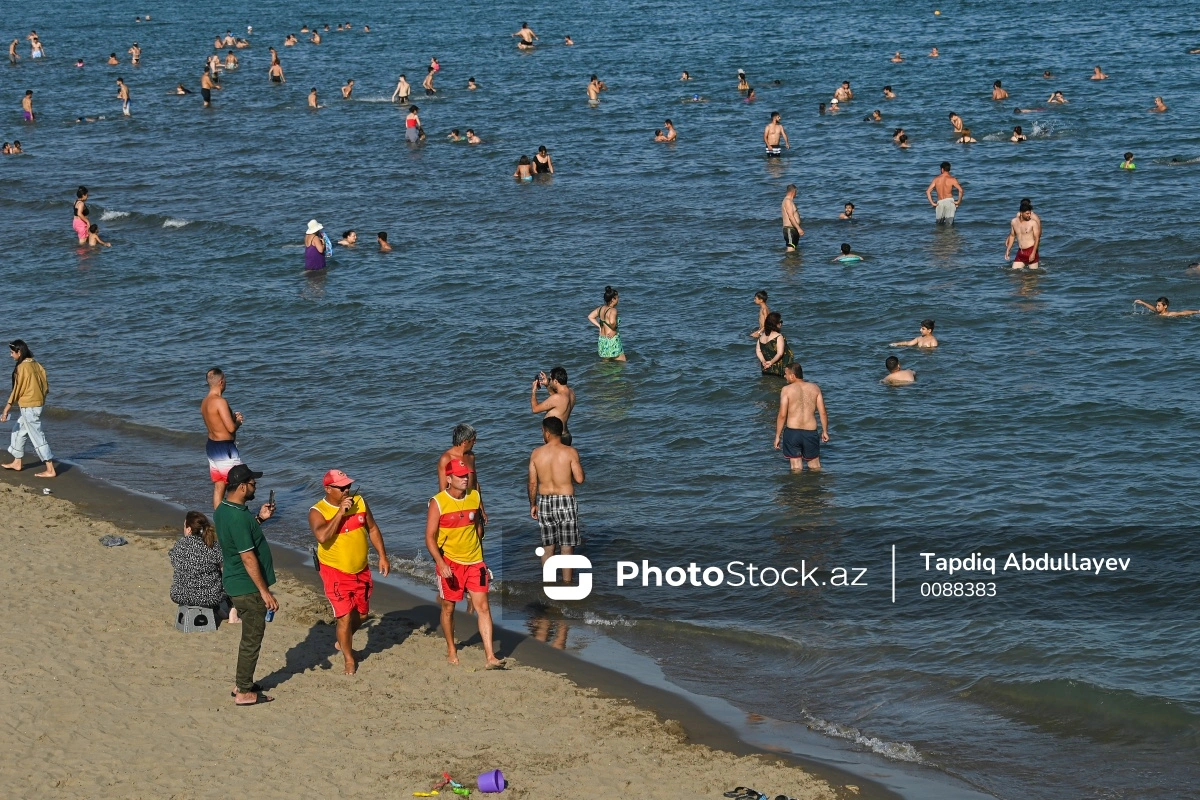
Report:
0,466,878,800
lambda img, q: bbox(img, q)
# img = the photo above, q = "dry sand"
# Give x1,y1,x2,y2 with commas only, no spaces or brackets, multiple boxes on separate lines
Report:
0,482,843,800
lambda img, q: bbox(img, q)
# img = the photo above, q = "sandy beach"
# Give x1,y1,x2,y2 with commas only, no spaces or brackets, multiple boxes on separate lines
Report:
0,476,852,800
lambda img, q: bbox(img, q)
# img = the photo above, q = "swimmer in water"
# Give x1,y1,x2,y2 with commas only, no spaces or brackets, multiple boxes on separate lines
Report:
1042,70,1053,79
9,38,19,64
405,106,424,142
1011,125,1026,142
781,184,803,251
750,290,770,338
929,47,939,57
828,98,840,113
224,50,238,69
653,129,666,142
269,62,285,83
832,243,863,263
1091,65,1108,80
466,129,481,144
564,36,574,45
200,69,219,106
1013,106,1044,114
744,87,756,102
341,79,354,99
310,31,321,45
1149,96,1168,112
738,72,750,92
337,230,357,247
308,87,318,108
956,128,977,144
174,84,192,95
21,91,35,122
818,102,826,115
893,128,905,143
663,120,677,141
514,155,535,181
865,109,882,122
992,80,1008,100
883,85,896,99
377,232,391,252
423,66,437,95
587,74,607,104
1005,198,1042,269
392,75,409,102
1048,90,1068,104
680,71,691,80
9,140,21,154
839,203,855,220
1120,151,1136,170
129,43,141,65
898,133,910,149
891,319,937,348
1134,297,1200,317
883,356,916,384
891,51,903,62
764,111,789,153
86,223,112,247
833,81,853,101
284,34,298,46
108,53,119,65
948,112,963,133
116,77,131,116
467,77,478,90
447,128,464,142
513,22,538,46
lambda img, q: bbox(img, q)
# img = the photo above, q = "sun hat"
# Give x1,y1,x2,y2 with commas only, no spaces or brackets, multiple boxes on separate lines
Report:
306,219,323,235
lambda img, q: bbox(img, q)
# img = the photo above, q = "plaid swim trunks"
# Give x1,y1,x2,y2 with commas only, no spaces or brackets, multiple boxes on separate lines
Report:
537,494,580,547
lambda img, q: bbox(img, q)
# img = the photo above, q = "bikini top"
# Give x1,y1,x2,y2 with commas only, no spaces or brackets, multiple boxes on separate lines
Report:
598,309,618,332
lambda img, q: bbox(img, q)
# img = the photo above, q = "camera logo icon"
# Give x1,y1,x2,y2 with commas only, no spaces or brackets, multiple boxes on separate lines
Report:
536,547,593,600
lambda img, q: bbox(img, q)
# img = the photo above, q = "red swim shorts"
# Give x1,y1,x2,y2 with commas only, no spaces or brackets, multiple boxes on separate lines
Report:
1014,246,1039,266
318,562,372,617
437,558,489,602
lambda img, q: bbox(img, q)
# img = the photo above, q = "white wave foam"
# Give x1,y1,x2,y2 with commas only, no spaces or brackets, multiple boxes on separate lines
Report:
162,218,190,228
100,210,130,221
806,716,924,763
583,612,636,627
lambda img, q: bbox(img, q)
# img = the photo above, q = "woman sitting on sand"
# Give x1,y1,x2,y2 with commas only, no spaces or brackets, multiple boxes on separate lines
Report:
756,311,794,378
169,511,239,622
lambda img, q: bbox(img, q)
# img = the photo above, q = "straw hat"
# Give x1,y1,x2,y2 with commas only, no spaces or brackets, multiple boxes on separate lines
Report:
306,219,323,235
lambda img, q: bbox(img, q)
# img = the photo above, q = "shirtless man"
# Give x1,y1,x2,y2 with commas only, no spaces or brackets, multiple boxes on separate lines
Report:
774,363,829,472
200,69,219,107
529,417,585,582
992,80,1008,100
224,50,238,69
663,119,677,141
925,161,963,224
891,319,938,348
9,39,19,64
268,61,285,83
587,75,607,104
948,111,963,133
107,53,120,65
1134,297,1200,317
531,366,575,446
764,111,789,154
201,367,244,508
392,75,410,102
833,81,853,102
21,91,34,122
1091,66,1108,80
513,22,538,45
308,87,319,108
1149,96,1168,112
781,184,803,251
1004,198,1041,269
116,77,131,116
883,356,916,384
341,79,354,98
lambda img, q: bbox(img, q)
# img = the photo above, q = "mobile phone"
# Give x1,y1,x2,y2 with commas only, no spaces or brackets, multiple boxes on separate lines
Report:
268,489,275,506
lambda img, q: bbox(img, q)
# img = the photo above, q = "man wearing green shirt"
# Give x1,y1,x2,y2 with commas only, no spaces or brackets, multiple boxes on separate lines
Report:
214,464,277,706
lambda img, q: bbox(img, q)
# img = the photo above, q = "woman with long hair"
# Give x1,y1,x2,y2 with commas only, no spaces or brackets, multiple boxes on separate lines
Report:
2,339,55,477
587,286,626,361
169,511,239,622
756,311,794,377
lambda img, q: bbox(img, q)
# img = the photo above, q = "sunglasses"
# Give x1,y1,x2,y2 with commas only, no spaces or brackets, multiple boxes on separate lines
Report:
333,484,353,491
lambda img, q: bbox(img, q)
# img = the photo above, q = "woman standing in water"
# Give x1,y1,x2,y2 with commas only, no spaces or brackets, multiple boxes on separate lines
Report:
304,219,327,270
72,186,89,243
756,311,793,377
405,105,424,143
588,286,626,361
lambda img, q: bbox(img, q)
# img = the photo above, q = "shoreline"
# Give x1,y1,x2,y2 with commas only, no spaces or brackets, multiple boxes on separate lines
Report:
0,459,899,800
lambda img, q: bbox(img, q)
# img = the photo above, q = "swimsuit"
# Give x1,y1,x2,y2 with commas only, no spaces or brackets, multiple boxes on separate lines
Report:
405,118,420,142
783,227,800,248
22,111,32,121
270,74,282,83
935,197,956,223
533,156,551,173
766,146,782,156
304,241,326,271
597,312,623,359
201,88,211,102
1014,246,1039,267
780,427,820,461
537,495,580,547
758,334,794,378
73,217,88,240
206,438,243,482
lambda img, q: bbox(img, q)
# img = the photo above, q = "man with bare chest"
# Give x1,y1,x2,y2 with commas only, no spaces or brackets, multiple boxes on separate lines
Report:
925,161,963,224
774,363,829,471
1004,198,1042,269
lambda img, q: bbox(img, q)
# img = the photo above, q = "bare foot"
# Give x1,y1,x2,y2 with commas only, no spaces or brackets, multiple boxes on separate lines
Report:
485,657,507,669
2,460,21,471
343,657,357,675
35,468,55,478
447,651,460,665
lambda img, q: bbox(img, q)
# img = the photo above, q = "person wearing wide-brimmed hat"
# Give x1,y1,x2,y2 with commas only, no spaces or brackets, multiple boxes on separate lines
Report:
304,219,326,271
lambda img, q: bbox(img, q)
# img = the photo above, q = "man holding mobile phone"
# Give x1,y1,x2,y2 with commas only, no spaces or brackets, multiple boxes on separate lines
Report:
530,366,575,446
308,469,390,675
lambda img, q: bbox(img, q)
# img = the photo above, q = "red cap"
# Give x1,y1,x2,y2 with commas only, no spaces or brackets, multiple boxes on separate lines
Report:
322,469,354,487
444,458,472,477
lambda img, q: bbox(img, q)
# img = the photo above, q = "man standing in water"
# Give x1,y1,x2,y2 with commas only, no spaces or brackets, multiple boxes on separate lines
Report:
1004,198,1042,269
529,417,585,583
21,90,34,122
781,184,803,251
763,111,789,155
116,77,131,116
200,68,219,107
925,161,963,224
513,22,538,46
531,366,575,446
774,362,829,471
425,458,505,668
587,75,607,104
201,367,244,509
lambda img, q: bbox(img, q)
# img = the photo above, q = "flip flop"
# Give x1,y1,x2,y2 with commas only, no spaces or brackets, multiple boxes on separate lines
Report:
235,693,274,706
724,789,755,799
230,683,264,697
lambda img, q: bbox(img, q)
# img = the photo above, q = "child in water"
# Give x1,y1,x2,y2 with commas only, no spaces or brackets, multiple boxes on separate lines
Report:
832,243,863,263
1120,151,1136,170
86,223,111,247
891,319,938,348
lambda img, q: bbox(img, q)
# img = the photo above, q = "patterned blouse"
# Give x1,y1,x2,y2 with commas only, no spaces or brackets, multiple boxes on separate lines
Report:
168,535,229,607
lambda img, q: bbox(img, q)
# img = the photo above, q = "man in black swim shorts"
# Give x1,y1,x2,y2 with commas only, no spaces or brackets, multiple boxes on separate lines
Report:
774,362,829,471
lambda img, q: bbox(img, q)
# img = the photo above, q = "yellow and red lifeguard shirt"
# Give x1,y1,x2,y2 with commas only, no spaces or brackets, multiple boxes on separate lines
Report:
433,489,483,564
311,495,369,574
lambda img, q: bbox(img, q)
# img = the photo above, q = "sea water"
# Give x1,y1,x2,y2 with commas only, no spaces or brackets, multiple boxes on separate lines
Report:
2,1,1199,797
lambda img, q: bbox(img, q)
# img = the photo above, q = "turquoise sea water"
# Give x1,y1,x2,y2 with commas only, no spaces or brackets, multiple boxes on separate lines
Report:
2,2,1199,797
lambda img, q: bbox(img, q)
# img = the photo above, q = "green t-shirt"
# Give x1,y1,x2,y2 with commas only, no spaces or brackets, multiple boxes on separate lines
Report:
214,500,276,598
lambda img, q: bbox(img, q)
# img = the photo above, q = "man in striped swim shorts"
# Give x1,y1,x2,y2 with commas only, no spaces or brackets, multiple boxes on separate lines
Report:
201,367,245,509
529,417,585,583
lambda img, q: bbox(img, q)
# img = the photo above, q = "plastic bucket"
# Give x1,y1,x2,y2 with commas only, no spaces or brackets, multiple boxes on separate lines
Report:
477,770,506,793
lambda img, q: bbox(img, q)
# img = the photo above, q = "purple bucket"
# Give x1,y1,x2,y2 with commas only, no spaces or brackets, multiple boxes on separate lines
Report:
477,770,506,793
